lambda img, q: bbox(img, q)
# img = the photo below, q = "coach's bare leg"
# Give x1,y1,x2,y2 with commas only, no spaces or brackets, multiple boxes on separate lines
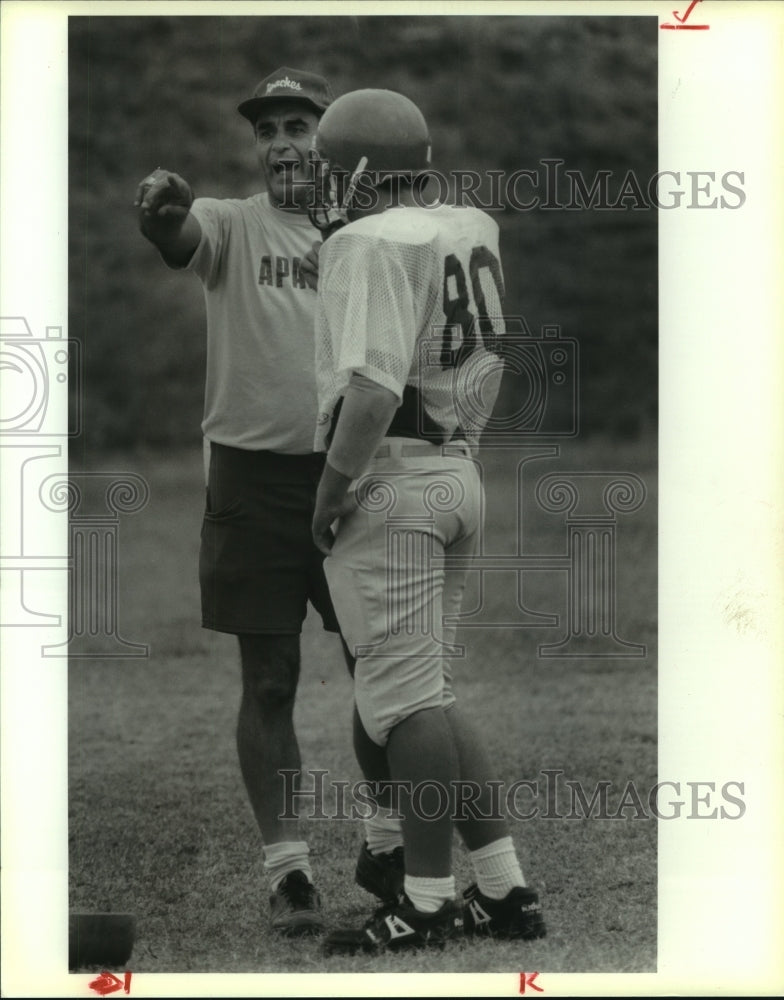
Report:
237,633,302,843
445,704,510,850
385,707,458,877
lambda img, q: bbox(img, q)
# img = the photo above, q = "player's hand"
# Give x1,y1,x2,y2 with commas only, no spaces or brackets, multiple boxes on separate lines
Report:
312,511,335,555
134,169,194,222
312,494,357,555
301,240,322,291
313,460,358,555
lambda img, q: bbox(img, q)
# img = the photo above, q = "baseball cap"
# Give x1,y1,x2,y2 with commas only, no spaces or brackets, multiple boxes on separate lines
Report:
237,67,334,124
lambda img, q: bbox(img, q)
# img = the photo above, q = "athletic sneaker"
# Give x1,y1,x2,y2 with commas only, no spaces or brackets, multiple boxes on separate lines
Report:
269,870,324,936
462,884,547,940
354,841,405,902
324,894,464,955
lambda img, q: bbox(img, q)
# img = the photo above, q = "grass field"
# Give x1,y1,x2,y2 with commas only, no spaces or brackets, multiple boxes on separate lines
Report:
68,433,657,975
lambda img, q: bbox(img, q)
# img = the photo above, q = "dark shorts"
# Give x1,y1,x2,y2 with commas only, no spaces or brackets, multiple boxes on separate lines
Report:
199,442,340,635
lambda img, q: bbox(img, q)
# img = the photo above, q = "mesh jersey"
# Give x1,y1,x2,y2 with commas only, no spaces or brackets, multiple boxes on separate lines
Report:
314,204,506,452
187,193,321,454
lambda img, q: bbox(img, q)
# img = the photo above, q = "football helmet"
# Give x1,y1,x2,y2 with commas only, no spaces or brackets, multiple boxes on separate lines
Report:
308,89,432,235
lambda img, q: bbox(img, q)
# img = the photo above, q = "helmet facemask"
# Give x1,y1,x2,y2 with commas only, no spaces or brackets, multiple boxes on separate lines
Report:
307,148,368,239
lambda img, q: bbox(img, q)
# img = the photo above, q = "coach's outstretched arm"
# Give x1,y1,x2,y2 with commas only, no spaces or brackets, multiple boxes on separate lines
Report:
134,168,202,268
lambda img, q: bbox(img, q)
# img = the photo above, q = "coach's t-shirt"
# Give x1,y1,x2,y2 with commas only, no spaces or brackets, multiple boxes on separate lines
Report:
315,203,506,452
187,193,320,453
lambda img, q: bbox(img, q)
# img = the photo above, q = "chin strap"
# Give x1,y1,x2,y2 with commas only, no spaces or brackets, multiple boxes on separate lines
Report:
307,154,368,240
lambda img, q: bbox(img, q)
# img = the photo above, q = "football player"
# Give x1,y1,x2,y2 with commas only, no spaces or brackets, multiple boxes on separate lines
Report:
310,89,547,953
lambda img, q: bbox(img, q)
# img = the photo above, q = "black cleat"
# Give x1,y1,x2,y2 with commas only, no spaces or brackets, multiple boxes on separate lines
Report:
269,870,324,936
354,841,405,902
324,894,464,955
463,884,547,940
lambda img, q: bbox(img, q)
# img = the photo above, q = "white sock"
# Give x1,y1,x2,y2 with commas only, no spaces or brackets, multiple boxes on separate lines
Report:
404,874,456,913
263,840,313,891
470,836,526,900
364,813,404,855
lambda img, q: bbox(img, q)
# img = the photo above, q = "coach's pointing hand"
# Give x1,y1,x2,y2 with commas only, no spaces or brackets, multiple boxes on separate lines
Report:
312,461,357,555
134,169,194,221
135,168,202,266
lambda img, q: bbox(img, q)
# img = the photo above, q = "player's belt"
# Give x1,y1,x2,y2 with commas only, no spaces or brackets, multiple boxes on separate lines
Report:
374,437,473,459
